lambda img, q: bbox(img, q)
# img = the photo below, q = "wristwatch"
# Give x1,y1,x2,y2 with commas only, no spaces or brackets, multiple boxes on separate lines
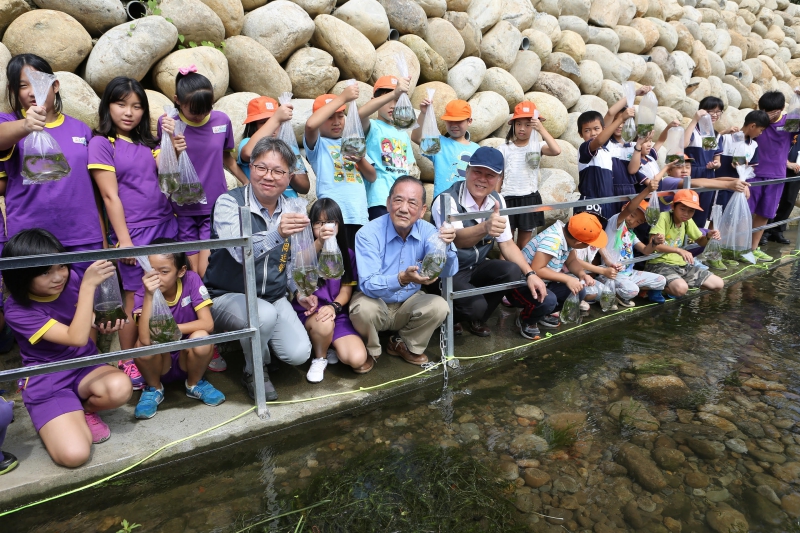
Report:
634,146,642,152
525,270,537,279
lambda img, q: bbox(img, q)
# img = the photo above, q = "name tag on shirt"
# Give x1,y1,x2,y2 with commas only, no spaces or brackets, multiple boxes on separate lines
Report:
212,125,227,134
72,137,87,145
181,296,192,308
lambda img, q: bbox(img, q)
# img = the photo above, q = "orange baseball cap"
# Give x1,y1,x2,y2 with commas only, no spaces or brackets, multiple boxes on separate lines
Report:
243,96,278,124
568,212,609,248
313,94,346,113
672,189,703,210
510,101,540,122
373,75,399,93
441,99,472,121
621,199,651,213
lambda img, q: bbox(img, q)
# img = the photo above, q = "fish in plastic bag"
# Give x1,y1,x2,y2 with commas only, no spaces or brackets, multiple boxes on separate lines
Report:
392,54,416,129
560,291,582,325
285,197,320,298
717,165,756,264
420,88,441,155
698,114,717,150
526,125,542,170
621,82,637,143
157,106,180,195
170,120,207,206
340,80,366,159
785,92,800,132
317,223,344,280
136,255,182,344
730,131,747,167
599,279,616,312
645,192,661,226
21,70,71,184
93,270,128,327
636,91,658,139
277,92,307,174
665,126,687,164
419,224,450,279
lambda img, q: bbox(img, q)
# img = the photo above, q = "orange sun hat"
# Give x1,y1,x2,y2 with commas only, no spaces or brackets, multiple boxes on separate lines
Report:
313,94,346,113
243,96,279,124
672,189,703,210
568,212,609,248
440,100,472,121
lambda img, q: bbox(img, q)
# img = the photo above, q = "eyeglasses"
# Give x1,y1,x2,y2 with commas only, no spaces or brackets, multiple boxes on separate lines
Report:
250,164,288,179
312,221,337,228
707,111,722,117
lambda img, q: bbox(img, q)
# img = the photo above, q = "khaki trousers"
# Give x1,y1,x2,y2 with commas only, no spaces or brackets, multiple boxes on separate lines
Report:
349,291,449,357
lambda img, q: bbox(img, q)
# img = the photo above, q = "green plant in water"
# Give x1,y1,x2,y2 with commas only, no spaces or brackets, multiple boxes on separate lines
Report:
645,207,661,227
318,251,344,280
420,137,440,155
784,118,800,132
277,445,524,533
22,153,71,182
292,266,319,298
158,172,179,195
722,368,742,387
171,182,205,205
731,156,746,167
535,421,577,450
636,123,654,138
419,252,445,279
673,387,715,410
525,151,541,170
149,315,182,344
116,519,141,533
392,105,416,129
94,303,128,327
665,154,685,164
95,332,114,354
631,357,676,376
701,136,718,150
341,137,366,159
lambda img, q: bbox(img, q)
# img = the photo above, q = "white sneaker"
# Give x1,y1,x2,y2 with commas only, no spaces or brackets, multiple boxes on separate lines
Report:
306,357,328,383
326,348,339,365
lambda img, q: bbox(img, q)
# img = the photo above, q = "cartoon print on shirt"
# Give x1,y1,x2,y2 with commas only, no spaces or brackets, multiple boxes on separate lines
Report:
328,145,363,185
380,137,408,173
448,151,472,185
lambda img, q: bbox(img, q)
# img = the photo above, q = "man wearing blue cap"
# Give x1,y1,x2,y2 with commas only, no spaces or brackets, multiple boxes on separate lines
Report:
431,146,556,340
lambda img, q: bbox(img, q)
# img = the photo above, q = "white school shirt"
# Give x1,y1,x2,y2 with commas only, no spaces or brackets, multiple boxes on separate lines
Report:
497,139,548,197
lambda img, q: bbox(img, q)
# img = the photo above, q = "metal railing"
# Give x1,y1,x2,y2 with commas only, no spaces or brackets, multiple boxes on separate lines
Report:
439,175,800,359
0,206,272,419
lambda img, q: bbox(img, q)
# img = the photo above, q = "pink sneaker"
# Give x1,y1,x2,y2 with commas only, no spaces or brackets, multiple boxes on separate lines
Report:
207,347,227,372
119,359,145,390
84,412,110,443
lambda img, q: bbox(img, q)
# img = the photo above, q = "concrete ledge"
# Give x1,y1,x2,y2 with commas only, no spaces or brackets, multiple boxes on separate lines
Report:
0,242,797,510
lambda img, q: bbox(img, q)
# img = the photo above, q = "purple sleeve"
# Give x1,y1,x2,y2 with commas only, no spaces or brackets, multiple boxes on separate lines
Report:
347,248,358,283
660,177,684,190
132,288,145,315
186,271,212,311
87,136,114,169
4,301,53,343
578,140,595,164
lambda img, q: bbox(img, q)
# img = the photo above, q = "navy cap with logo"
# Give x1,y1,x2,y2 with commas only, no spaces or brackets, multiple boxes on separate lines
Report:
467,146,504,174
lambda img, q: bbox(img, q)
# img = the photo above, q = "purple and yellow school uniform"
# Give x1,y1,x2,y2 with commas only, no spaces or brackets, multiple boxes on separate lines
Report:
578,140,615,218
88,135,178,292
715,135,759,214
133,270,212,383
685,128,723,226
0,113,103,273
5,273,107,431
748,116,792,219
290,248,359,341
157,110,235,250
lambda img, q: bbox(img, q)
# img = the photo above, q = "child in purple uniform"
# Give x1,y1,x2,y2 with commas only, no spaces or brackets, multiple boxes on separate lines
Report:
292,199,370,383
2,229,131,467
0,162,16,353
0,54,104,278
0,395,16,474
159,68,248,277
89,77,182,355
132,238,224,419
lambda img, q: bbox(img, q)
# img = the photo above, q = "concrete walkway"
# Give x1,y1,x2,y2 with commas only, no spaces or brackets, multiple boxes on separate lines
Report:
0,239,797,510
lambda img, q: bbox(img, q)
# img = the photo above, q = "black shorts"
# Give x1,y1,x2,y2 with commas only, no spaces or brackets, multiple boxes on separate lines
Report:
505,192,544,232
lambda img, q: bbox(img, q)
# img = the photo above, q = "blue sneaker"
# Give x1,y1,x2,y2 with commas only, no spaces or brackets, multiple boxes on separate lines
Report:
135,386,164,419
185,379,226,406
647,290,666,304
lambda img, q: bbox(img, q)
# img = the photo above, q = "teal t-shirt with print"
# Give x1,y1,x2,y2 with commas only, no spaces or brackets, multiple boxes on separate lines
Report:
425,135,480,198
365,119,415,207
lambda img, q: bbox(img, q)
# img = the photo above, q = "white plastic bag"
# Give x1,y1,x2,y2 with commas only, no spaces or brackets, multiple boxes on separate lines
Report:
698,114,717,150
170,120,207,206
526,127,542,170
135,255,182,344
636,92,658,139
419,224,450,279
340,80,366,159
665,126,686,164
645,192,661,226
392,54,416,129
93,271,127,327
561,292,582,324
277,92,307,174
317,223,344,280
621,82,637,143
420,88,441,155
158,105,180,196
718,165,755,264
785,93,800,132
21,70,71,184
730,131,747,167
286,197,320,297
599,279,616,312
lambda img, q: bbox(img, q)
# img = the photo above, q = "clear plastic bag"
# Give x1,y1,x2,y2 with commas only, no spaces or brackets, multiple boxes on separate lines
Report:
157,106,180,196
170,120,207,206
526,127,542,170
341,80,366,159
93,270,128,327
277,92,307,174
645,192,661,226
419,224,450,279
665,126,686,164
621,82,637,143
21,70,71,184
420,88,441,155
560,292,582,325
135,255,182,344
636,91,658,139
584,279,601,298
599,279,616,312
392,54,416,129
698,114,717,150
318,223,344,280
730,131,747,167
699,236,722,262
286,197,320,298
718,165,755,264
785,93,800,132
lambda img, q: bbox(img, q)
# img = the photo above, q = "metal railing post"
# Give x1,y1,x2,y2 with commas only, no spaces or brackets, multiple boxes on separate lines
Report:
796,216,800,252
442,194,455,360
239,206,269,419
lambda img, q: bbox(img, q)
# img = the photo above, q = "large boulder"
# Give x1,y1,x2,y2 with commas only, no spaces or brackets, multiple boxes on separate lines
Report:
479,67,524,108
533,72,581,109
531,12,561,43
541,139,578,180
285,47,340,99
84,16,178,94
502,0,536,31
224,36,291,99
555,30,586,62
558,15,589,41
399,34,448,83
630,18,660,52
332,0,390,47
646,17,679,51
153,47,229,102
523,29,553,62
540,169,579,224
560,0,590,21
616,26,647,54
197,0,244,37
292,0,336,16
578,59,603,95
241,0,266,8
584,44,631,83
524,91,569,138
242,1,315,63
160,0,225,45
0,0,29,38
3,10,91,73
586,26,620,53
415,0,447,17
213,92,260,150
32,0,125,36
379,0,427,35
671,21,695,53
0,43,10,114
570,94,609,115
312,14,377,82
410,81,458,134
467,0,503,32
560,112,583,149
55,71,100,130
480,21,522,70
619,53,648,82
597,79,624,108
468,91,510,142
542,51,581,83
448,56,487,100
589,0,621,27
145,90,172,136
443,11,482,58
509,50,541,92
370,41,421,90
424,18,465,69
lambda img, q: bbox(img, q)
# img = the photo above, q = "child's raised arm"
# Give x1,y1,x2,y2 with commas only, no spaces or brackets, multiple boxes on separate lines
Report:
137,270,160,346
0,105,46,151
619,171,661,224
241,105,292,163
604,85,652,125
410,98,431,145
628,131,653,175
534,119,560,156
590,107,634,153
305,85,359,150
654,120,679,152
684,109,706,147
358,77,411,134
